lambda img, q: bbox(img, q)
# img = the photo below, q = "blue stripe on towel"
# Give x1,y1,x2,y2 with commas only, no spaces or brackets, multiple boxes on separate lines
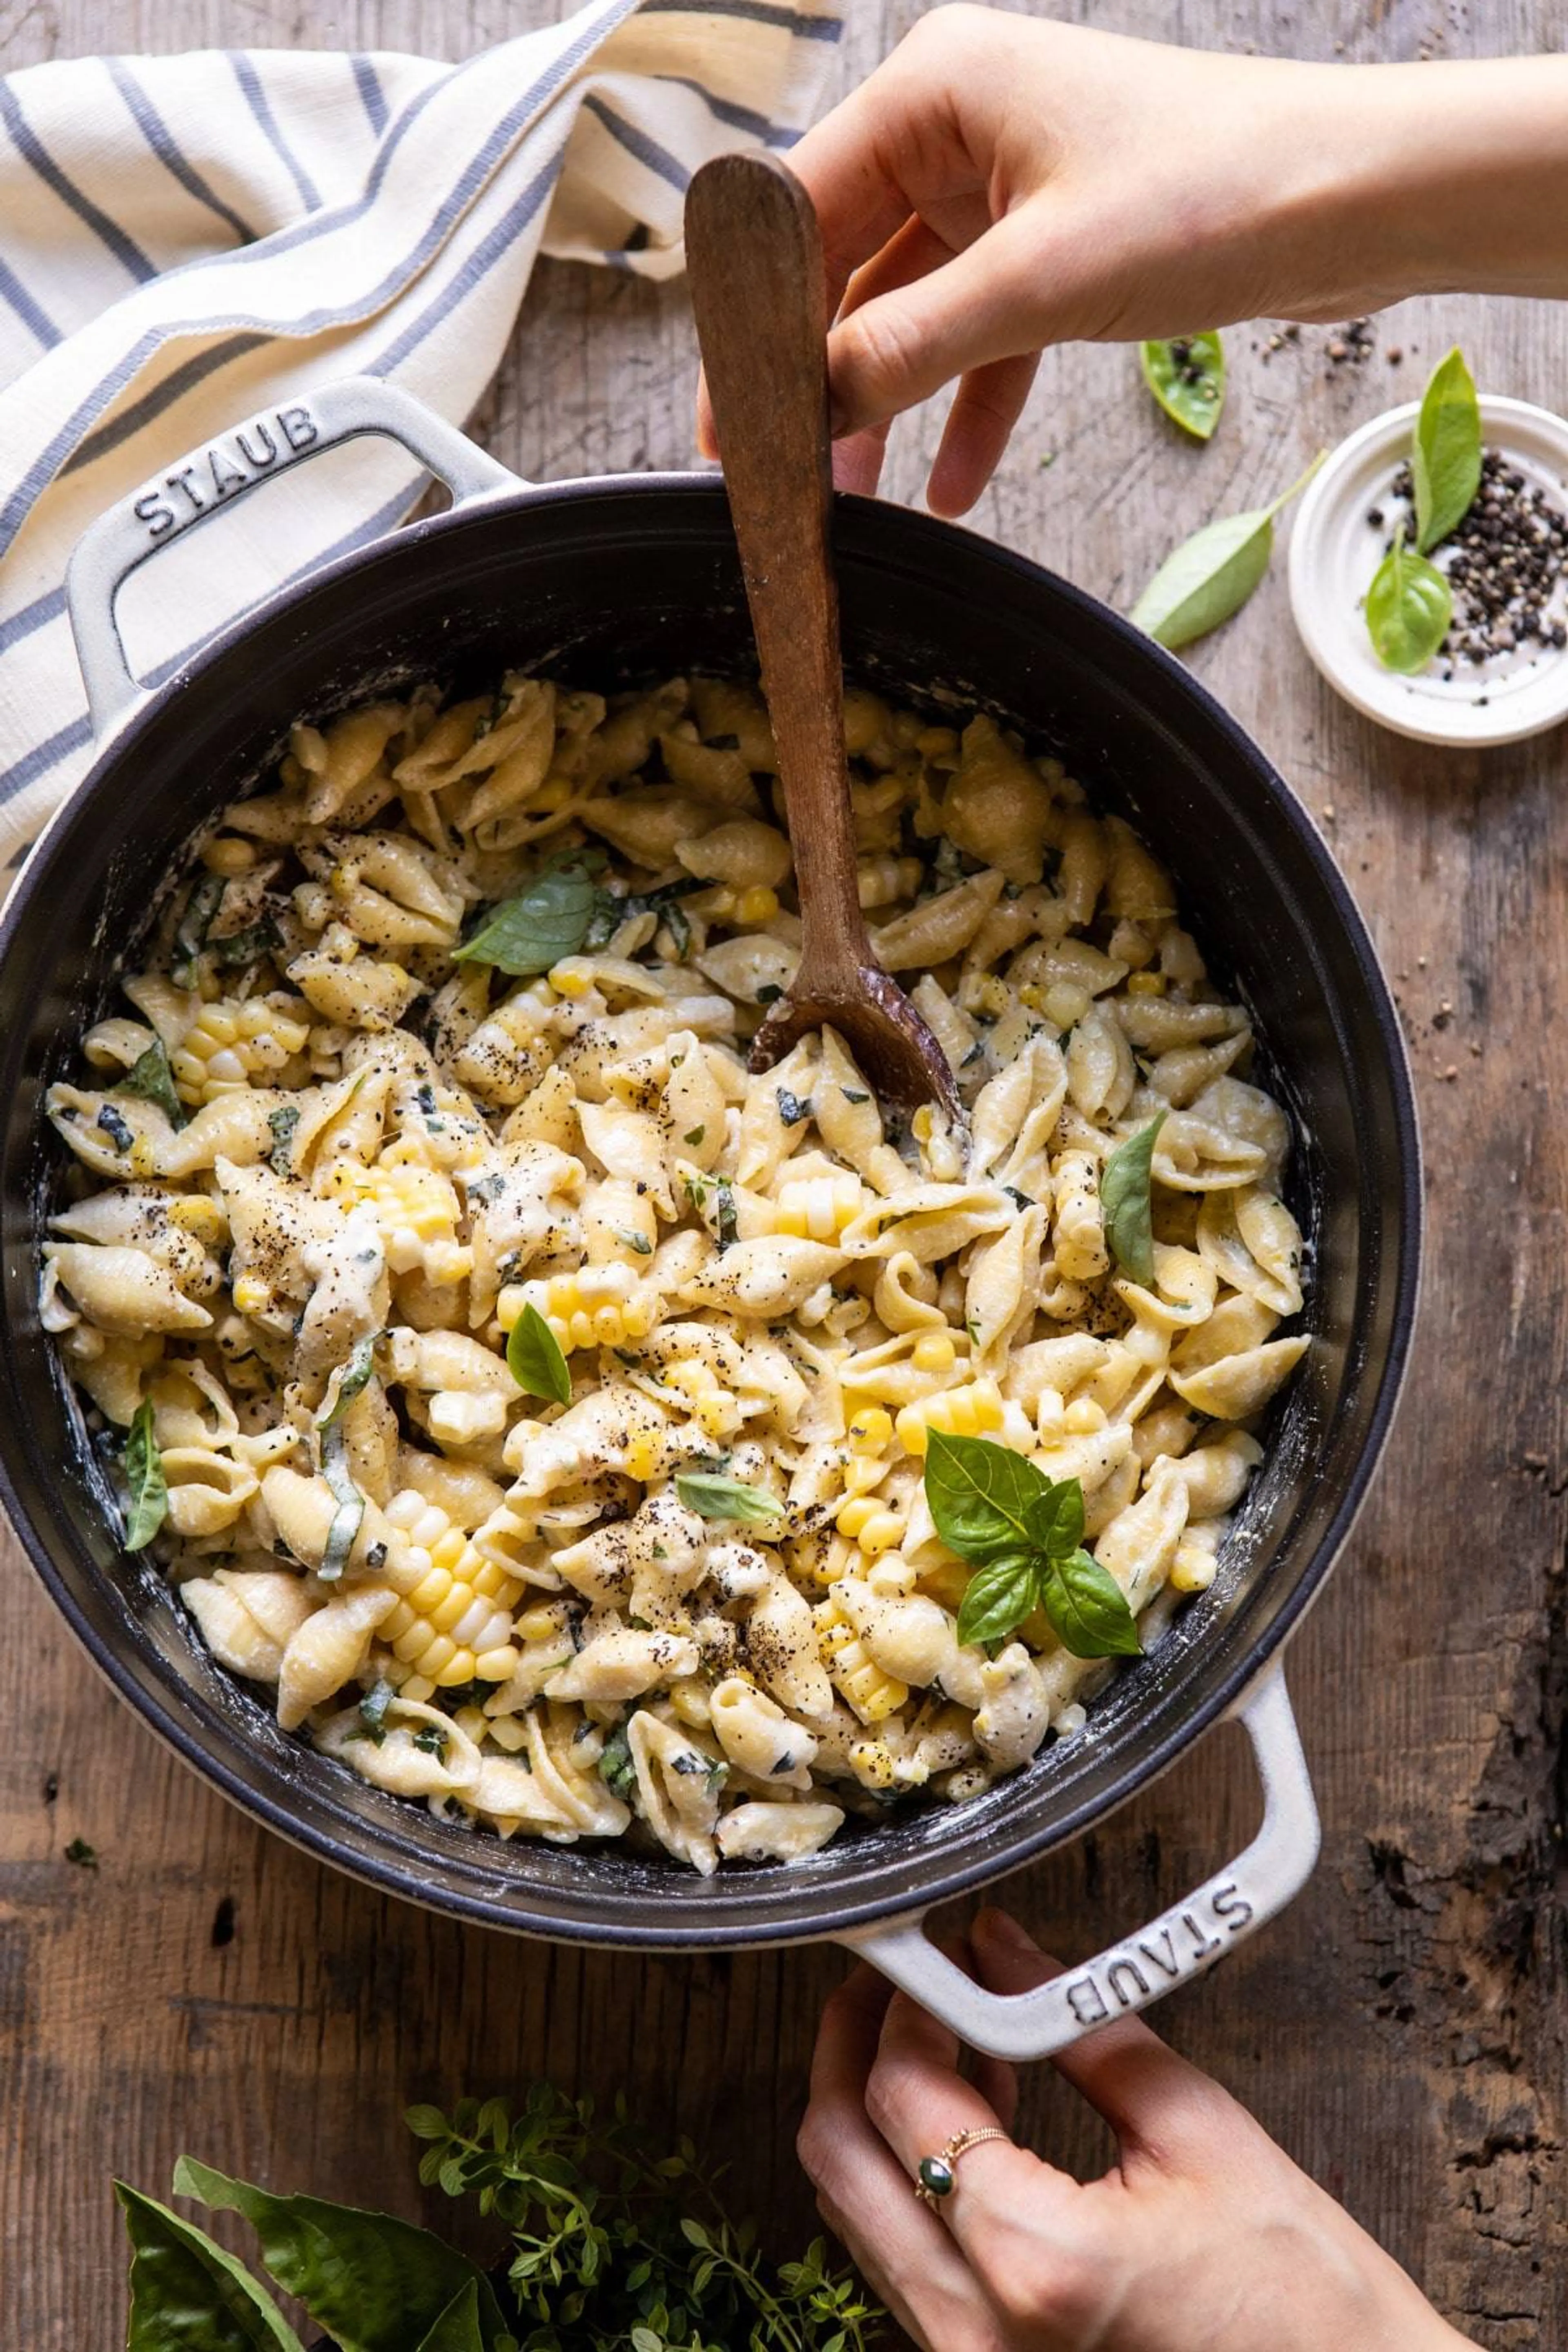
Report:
0,252,62,349
581,95,690,191
105,57,257,245
0,713,93,808
352,56,389,136
641,0,841,38
0,80,158,282
228,53,324,212
60,332,271,479
0,586,67,654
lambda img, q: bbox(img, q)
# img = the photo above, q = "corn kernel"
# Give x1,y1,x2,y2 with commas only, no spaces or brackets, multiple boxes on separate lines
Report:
911,1105,935,1145
201,835,257,875
1126,970,1167,996
848,1407,893,1453
532,776,573,812
911,1332,957,1373
474,1644,521,1680
486,1714,529,1752
232,1273,270,1316
624,1428,662,1483
1063,1398,1107,1435
733,885,779,924
1169,1543,1217,1594
547,959,593,998
434,1645,478,1686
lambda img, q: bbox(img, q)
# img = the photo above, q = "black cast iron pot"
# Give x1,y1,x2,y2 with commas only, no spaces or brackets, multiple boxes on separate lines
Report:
0,381,1419,2058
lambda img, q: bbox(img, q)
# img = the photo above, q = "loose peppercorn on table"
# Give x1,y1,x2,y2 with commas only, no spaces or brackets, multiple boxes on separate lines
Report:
1,4,1565,2347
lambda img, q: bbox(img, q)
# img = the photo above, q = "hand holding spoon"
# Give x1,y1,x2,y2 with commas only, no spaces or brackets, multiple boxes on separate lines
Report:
684,151,963,1124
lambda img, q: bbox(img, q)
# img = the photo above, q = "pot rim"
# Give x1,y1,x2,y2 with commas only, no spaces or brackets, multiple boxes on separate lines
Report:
0,475,1424,1946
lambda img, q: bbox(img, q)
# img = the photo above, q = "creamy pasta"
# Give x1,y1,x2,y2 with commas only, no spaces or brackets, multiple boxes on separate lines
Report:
41,672,1307,1873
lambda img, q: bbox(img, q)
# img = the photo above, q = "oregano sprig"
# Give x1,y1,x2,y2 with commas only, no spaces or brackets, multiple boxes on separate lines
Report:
924,1430,1141,1659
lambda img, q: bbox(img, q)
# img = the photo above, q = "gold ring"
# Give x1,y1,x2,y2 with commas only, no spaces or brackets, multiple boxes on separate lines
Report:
913,2126,1011,2205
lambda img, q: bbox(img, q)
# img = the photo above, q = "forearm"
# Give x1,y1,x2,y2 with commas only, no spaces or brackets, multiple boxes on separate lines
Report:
1296,57,1568,310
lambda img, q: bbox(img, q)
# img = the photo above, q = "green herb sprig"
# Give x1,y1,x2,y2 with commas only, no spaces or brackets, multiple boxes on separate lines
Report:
1131,452,1324,650
924,1430,1141,1659
1139,333,1225,441
120,2088,884,2352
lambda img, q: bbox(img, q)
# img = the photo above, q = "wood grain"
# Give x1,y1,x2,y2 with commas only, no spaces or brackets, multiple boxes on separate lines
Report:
2,3,1565,2346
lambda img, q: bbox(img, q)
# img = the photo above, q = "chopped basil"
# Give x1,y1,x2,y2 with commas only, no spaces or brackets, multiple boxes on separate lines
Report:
675,1472,782,1525
123,1399,167,1551
267,1104,300,1178
453,852,607,976
117,1039,186,1130
96,1104,134,1153
506,1302,572,1406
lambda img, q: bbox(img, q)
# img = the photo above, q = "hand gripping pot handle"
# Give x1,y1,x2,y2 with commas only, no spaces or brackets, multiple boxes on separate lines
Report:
835,1659,1319,2060
66,377,521,736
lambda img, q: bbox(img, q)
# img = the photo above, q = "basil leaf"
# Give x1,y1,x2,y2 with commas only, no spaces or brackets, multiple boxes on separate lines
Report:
118,2183,306,2352
1366,530,1452,674
412,2281,486,2352
1139,332,1225,441
1025,1476,1085,1561
953,1553,1039,1650
267,1105,299,1178
1042,1548,1144,1660
172,873,225,987
923,1428,1051,1565
314,1340,379,1582
171,2158,510,2352
1100,1111,1167,1287
506,1301,572,1405
318,1334,380,1430
123,1399,167,1552
211,917,283,972
118,1039,187,1130
1412,345,1481,553
453,857,603,976
599,1718,637,1800
1130,453,1323,650
675,1472,782,1523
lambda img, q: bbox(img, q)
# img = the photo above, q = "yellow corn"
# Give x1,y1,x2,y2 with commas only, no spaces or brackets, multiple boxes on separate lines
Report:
1169,1541,1217,1594
171,995,310,1106
818,1599,908,1724
833,1495,905,1556
1063,1396,1107,1435
232,1272,270,1316
911,1332,957,1374
847,1407,893,1454
663,1354,742,1441
1125,970,1166,996
501,1263,653,1355
733,886,779,925
546,960,593,998
896,1377,1004,1457
774,1171,864,1241
530,777,574,813
324,1156,470,1283
377,1490,522,1686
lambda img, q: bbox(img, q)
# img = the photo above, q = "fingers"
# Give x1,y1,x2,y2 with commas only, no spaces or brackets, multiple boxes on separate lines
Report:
971,1908,1240,2171
927,351,1041,515
824,204,1052,445
801,1966,997,2349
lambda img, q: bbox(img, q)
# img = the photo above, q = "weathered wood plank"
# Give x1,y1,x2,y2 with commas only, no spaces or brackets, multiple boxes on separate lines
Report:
1,2,1564,2345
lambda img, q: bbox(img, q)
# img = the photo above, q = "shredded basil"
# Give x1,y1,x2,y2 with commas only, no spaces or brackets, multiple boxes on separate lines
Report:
117,1038,186,1131
123,1399,168,1552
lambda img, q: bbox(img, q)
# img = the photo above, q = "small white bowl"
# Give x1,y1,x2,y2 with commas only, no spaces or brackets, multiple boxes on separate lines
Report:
1288,394,1568,746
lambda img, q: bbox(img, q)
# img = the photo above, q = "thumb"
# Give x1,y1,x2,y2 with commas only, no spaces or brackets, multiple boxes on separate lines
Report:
825,205,1054,439
971,1909,1237,2168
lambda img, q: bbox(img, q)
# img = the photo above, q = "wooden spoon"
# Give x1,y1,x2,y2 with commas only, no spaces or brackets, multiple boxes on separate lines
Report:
684,151,964,1125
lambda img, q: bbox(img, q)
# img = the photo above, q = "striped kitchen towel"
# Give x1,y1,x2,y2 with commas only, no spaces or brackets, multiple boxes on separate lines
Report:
0,0,840,868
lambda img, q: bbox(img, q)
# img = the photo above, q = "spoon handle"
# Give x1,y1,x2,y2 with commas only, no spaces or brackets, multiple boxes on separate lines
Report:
686,152,867,990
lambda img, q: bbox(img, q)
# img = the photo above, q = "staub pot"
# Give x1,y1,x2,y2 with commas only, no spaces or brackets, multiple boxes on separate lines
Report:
0,381,1419,2057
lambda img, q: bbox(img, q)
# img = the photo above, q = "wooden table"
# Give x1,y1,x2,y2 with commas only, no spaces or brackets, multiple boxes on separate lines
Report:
2,3,1564,2343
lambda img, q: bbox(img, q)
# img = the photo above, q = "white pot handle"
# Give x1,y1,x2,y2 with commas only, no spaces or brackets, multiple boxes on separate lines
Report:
65,376,522,737
835,1658,1319,2060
